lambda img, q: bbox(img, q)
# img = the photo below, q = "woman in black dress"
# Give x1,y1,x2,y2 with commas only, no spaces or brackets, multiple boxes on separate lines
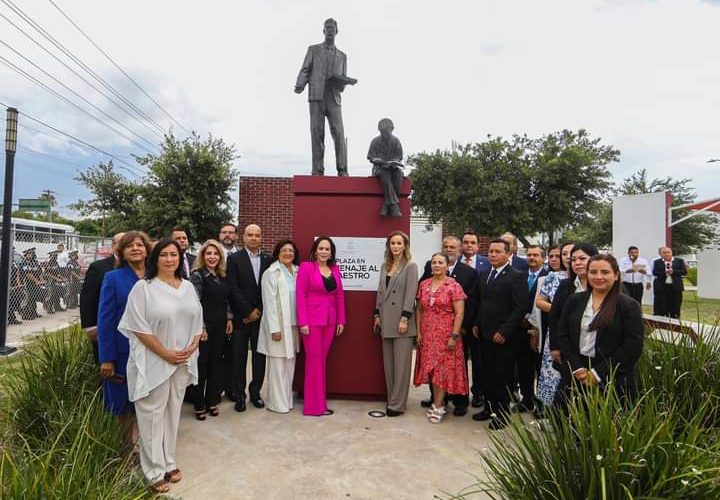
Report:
189,239,233,419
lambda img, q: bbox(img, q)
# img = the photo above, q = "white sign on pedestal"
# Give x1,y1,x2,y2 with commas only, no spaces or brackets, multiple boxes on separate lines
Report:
331,236,385,291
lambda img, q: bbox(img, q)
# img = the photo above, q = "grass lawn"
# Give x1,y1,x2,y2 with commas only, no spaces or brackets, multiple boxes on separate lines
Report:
643,290,720,325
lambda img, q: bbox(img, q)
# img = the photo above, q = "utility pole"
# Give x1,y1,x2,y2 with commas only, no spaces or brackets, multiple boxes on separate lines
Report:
41,188,55,222
1,107,19,355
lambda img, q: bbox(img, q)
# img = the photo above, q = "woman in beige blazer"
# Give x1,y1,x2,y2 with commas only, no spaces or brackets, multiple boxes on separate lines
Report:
373,231,418,416
258,240,300,413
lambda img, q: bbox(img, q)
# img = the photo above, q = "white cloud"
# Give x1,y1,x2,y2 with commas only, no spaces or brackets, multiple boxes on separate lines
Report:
0,0,718,210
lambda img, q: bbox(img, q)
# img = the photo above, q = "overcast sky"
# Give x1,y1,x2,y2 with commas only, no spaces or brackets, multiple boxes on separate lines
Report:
1,0,719,217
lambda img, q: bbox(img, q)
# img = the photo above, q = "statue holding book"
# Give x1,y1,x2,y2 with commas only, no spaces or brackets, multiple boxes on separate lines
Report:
368,118,404,218
295,18,358,176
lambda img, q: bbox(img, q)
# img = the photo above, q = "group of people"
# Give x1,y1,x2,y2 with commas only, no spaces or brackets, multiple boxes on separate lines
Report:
78,221,657,493
373,232,647,431
79,223,348,493
7,244,82,324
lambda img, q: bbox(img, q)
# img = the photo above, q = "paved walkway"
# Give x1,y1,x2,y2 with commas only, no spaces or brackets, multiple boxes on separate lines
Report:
5,308,78,349
173,381,498,499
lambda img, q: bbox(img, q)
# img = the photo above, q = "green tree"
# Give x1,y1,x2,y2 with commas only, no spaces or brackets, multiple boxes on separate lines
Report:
135,133,237,241
569,169,718,254
71,161,140,235
409,129,618,244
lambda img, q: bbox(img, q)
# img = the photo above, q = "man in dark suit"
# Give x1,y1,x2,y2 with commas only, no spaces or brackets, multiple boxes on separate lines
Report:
501,232,529,272
459,231,490,407
652,246,688,318
79,232,124,364
419,235,477,415
514,245,548,412
472,238,529,429
171,228,195,279
227,224,271,411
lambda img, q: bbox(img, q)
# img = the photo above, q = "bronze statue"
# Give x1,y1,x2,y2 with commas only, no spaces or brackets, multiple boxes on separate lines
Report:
368,118,404,217
295,18,357,177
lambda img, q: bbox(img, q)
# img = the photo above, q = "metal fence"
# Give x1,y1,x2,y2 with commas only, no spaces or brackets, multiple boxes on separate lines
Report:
3,228,109,327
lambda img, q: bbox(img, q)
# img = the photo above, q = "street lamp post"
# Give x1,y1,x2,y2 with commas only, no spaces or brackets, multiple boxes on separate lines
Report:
0,107,19,355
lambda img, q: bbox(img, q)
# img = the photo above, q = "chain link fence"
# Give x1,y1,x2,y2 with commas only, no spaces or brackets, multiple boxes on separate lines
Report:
3,227,110,327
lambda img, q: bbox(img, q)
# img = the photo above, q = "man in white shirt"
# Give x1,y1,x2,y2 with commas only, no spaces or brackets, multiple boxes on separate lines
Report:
461,232,492,275
171,228,195,279
56,244,69,267
619,246,650,304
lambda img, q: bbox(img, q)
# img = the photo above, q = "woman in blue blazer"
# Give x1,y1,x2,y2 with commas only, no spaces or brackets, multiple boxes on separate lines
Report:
97,231,151,445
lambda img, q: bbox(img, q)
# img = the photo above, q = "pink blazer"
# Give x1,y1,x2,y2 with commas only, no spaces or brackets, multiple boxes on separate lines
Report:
296,261,346,327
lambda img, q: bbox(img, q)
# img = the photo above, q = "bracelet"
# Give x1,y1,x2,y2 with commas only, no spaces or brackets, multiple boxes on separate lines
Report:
450,333,460,340
399,317,409,323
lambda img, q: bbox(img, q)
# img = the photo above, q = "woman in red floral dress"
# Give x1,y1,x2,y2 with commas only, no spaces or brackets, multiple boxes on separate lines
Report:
414,253,468,423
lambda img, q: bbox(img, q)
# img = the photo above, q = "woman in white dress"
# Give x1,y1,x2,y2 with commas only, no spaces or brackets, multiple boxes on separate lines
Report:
118,238,203,494
258,239,300,413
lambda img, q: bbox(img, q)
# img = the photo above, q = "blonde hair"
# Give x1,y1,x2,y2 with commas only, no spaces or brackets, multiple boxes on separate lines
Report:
383,231,412,271
193,239,227,277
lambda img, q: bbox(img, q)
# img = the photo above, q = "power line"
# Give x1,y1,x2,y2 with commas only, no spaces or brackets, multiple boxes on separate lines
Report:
0,98,145,178
0,52,159,154
0,4,169,137
46,0,189,135
0,38,164,143
1,0,169,136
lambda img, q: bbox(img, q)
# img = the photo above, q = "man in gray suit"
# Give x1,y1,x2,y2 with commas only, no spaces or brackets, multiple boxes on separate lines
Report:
295,18,356,176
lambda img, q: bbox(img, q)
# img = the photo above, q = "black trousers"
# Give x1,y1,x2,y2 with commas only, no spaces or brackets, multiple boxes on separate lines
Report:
623,282,644,304
190,320,225,410
513,333,537,406
653,285,682,318
231,320,266,400
481,338,515,416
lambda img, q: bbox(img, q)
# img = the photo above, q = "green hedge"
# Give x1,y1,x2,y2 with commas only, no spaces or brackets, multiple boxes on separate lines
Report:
0,327,149,499
460,326,720,499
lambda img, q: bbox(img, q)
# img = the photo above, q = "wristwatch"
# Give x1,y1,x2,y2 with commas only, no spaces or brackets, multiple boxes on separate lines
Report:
451,333,460,340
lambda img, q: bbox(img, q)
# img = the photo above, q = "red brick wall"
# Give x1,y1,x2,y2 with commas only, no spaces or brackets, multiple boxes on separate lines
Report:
440,226,491,255
238,176,293,253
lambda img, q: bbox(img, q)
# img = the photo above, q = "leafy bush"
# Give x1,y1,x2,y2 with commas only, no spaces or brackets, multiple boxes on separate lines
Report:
458,323,720,499
0,328,149,499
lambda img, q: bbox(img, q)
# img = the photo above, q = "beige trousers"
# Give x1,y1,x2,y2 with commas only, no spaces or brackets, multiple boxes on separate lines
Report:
134,365,189,483
266,355,296,413
382,336,414,412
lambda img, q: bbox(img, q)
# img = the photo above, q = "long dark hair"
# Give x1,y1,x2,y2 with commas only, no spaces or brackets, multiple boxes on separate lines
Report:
272,239,300,266
558,241,575,272
567,242,598,292
145,238,183,280
588,254,622,331
309,236,336,266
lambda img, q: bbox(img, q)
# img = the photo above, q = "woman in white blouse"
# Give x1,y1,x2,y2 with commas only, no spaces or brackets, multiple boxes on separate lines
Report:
119,238,203,494
257,239,300,413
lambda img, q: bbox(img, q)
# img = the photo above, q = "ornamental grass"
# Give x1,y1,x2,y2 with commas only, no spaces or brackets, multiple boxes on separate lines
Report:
0,327,149,499
454,321,720,499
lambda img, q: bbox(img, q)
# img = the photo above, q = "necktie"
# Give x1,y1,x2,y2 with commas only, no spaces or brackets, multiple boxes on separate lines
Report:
464,256,472,266
528,272,537,291
487,268,497,284
184,255,190,278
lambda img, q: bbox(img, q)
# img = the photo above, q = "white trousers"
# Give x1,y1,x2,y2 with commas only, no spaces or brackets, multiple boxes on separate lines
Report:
134,365,189,483
265,355,296,413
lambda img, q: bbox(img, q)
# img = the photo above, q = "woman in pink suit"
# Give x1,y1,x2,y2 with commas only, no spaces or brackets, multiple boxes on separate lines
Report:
296,236,346,416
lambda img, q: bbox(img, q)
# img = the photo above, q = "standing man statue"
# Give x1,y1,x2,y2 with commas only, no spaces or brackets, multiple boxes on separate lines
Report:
368,118,404,217
295,18,357,177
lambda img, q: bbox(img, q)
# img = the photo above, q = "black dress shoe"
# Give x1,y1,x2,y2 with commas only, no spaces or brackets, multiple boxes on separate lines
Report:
453,406,468,417
472,409,493,422
471,396,484,408
250,397,265,409
488,416,509,430
234,399,246,412
420,398,432,408
386,407,403,417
